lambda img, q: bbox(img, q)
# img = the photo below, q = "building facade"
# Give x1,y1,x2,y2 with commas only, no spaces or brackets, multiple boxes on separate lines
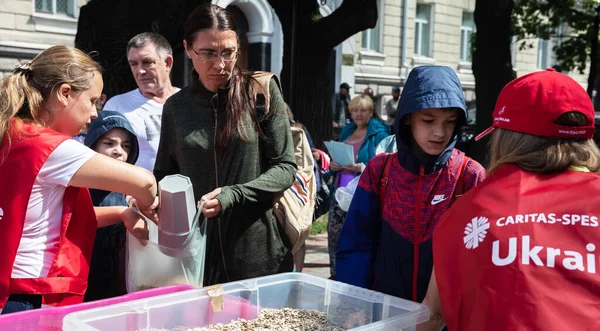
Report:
334,0,589,122
1,0,590,119
0,0,89,78
0,0,285,83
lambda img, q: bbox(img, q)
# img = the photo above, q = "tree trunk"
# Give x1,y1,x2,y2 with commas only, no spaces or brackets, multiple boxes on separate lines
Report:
593,64,600,111
471,0,515,165
268,0,378,148
587,6,600,98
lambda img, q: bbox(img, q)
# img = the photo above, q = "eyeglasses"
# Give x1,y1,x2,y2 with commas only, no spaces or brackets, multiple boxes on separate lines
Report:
191,48,238,62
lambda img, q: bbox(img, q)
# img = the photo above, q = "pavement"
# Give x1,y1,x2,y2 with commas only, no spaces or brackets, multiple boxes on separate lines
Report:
300,232,330,279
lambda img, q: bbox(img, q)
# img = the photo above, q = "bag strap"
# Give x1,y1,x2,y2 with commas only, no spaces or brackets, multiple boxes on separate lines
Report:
252,71,281,117
379,153,395,210
451,155,471,205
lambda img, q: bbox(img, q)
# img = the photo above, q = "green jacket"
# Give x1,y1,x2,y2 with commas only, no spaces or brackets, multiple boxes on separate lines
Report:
154,76,296,286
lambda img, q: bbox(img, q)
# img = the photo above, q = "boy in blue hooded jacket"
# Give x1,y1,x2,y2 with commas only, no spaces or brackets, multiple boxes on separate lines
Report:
336,66,486,302
83,111,140,301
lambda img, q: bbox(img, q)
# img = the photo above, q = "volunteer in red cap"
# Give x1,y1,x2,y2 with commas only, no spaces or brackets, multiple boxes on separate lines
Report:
418,68,600,331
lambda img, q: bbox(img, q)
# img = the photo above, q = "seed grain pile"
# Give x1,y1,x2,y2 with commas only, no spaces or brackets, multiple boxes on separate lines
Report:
150,308,345,331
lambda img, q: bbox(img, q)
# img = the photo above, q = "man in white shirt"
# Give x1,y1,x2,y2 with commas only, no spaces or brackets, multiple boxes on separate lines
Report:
103,32,179,171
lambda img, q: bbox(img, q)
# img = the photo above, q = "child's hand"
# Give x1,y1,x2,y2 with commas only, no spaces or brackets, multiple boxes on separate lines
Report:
121,208,149,245
127,195,159,225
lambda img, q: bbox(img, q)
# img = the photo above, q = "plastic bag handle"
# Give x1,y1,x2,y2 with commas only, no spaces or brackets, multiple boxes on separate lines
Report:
194,201,207,230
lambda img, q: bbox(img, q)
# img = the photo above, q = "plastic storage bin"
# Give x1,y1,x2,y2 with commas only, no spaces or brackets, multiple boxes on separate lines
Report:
64,273,429,331
0,285,194,331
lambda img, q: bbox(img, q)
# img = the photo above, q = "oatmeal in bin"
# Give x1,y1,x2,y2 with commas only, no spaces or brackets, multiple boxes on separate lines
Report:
146,308,345,331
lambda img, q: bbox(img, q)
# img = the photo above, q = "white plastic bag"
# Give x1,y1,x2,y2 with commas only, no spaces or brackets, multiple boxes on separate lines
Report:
335,176,361,212
126,207,207,292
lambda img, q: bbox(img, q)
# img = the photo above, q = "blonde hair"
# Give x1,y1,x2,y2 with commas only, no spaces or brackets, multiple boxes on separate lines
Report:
348,94,374,113
0,46,102,145
487,112,600,174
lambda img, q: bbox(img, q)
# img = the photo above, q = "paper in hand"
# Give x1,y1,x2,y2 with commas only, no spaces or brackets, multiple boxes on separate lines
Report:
324,141,355,166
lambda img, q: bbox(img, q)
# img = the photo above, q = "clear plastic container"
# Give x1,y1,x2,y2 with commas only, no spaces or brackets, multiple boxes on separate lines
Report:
0,285,194,331
64,273,430,331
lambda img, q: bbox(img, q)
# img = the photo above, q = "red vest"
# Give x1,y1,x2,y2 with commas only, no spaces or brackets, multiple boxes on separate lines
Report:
0,122,97,308
433,164,600,331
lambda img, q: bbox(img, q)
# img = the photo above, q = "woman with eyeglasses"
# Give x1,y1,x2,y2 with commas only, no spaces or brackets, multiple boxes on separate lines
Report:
153,4,297,286
327,94,390,280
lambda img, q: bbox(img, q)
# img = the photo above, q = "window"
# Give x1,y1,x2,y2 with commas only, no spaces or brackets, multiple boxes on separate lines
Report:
537,38,550,69
414,3,432,57
460,12,475,62
361,25,381,51
35,0,76,17
361,1,382,51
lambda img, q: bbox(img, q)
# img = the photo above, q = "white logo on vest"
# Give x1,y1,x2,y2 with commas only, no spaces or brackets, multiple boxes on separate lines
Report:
464,216,490,249
0,207,3,220
492,236,597,273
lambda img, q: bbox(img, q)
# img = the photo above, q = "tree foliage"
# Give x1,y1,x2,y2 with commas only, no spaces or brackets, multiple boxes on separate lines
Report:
512,0,598,74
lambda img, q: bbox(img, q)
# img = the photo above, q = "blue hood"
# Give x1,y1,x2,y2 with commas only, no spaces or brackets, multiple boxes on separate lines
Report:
84,110,139,165
394,66,467,174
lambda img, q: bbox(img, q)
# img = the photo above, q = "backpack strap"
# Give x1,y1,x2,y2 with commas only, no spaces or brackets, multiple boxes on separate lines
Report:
251,71,282,116
379,153,395,211
451,155,471,205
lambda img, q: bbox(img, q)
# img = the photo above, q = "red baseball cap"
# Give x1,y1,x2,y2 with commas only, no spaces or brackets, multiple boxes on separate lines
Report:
475,68,595,141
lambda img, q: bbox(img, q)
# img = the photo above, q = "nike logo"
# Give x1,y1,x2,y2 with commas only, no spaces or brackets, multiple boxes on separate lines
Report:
431,195,447,205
